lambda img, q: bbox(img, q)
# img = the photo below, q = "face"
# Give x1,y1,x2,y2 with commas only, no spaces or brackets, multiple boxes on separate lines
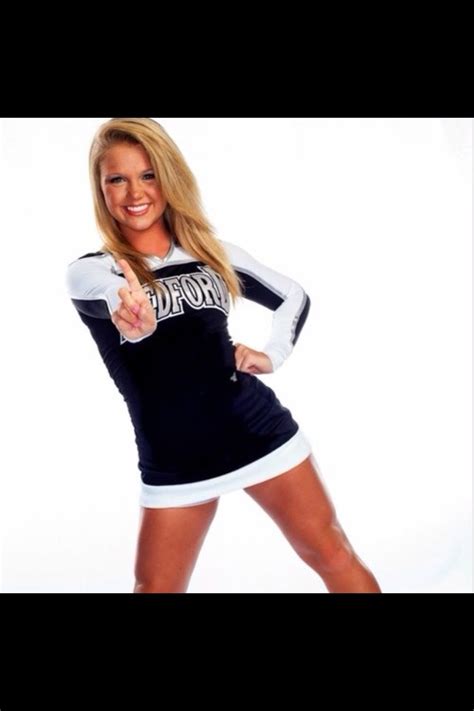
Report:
99,142,167,241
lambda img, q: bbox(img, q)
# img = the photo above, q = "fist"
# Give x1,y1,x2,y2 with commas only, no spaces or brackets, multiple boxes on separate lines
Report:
233,342,273,375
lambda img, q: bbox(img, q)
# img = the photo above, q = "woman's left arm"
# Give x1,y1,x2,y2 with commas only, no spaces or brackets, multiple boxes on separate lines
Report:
221,239,311,373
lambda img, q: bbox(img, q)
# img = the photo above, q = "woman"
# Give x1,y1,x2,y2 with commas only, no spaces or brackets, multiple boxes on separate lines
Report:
66,117,381,593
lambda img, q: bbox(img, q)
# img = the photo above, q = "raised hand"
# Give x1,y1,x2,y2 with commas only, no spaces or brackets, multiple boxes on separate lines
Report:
233,343,274,375
111,259,157,340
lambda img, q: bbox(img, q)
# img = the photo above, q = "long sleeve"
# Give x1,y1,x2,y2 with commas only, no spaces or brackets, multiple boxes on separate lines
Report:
65,252,155,344
221,239,311,372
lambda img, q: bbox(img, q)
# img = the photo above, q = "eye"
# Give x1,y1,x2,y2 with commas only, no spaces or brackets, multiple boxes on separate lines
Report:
143,172,155,180
108,176,124,184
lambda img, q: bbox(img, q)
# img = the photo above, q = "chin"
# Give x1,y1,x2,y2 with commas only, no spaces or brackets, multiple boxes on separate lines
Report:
120,217,155,231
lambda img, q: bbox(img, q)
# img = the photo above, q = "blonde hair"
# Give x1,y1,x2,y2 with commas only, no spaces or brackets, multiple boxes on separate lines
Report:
89,117,243,305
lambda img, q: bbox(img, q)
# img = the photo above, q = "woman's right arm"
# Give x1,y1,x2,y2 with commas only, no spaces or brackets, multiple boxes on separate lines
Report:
65,254,157,343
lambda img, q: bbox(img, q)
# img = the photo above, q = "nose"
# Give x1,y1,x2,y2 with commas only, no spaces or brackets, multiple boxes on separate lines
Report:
128,179,144,200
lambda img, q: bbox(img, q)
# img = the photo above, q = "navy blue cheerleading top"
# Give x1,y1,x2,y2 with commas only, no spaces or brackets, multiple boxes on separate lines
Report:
66,236,312,506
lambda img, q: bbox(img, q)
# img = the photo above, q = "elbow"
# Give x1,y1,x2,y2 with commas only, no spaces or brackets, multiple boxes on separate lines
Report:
302,290,311,319
293,291,311,346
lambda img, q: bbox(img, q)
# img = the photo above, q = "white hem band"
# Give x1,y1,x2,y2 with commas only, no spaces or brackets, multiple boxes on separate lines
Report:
139,427,312,508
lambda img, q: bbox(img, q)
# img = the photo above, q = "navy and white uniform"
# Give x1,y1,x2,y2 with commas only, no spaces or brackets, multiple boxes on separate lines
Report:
65,237,313,507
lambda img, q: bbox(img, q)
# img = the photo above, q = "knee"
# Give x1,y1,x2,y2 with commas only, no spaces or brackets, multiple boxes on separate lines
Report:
133,565,191,593
133,579,186,593
294,518,354,575
134,564,190,594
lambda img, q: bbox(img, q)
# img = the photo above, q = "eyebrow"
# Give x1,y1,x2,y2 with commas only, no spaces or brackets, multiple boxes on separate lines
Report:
103,168,154,178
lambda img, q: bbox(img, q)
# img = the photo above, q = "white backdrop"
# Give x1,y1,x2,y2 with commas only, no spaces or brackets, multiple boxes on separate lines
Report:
1,117,471,593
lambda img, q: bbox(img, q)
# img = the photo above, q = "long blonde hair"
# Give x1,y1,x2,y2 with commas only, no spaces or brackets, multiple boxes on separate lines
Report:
89,117,244,305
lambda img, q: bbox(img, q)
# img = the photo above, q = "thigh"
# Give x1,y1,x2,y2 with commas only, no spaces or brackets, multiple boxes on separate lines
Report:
244,454,346,555
134,497,219,592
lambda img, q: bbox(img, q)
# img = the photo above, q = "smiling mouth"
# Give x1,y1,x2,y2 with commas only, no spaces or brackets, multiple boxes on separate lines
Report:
124,204,150,216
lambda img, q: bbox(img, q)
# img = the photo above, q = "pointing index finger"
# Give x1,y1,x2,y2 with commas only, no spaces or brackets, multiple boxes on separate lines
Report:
118,259,142,293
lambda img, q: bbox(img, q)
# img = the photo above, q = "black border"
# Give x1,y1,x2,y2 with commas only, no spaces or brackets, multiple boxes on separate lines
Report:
1,593,472,707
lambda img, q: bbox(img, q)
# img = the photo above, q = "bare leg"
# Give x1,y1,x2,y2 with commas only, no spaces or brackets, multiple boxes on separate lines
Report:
133,497,219,593
244,455,381,593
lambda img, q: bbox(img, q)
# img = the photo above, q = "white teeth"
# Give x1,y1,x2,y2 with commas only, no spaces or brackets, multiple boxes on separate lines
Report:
126,204,149,214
